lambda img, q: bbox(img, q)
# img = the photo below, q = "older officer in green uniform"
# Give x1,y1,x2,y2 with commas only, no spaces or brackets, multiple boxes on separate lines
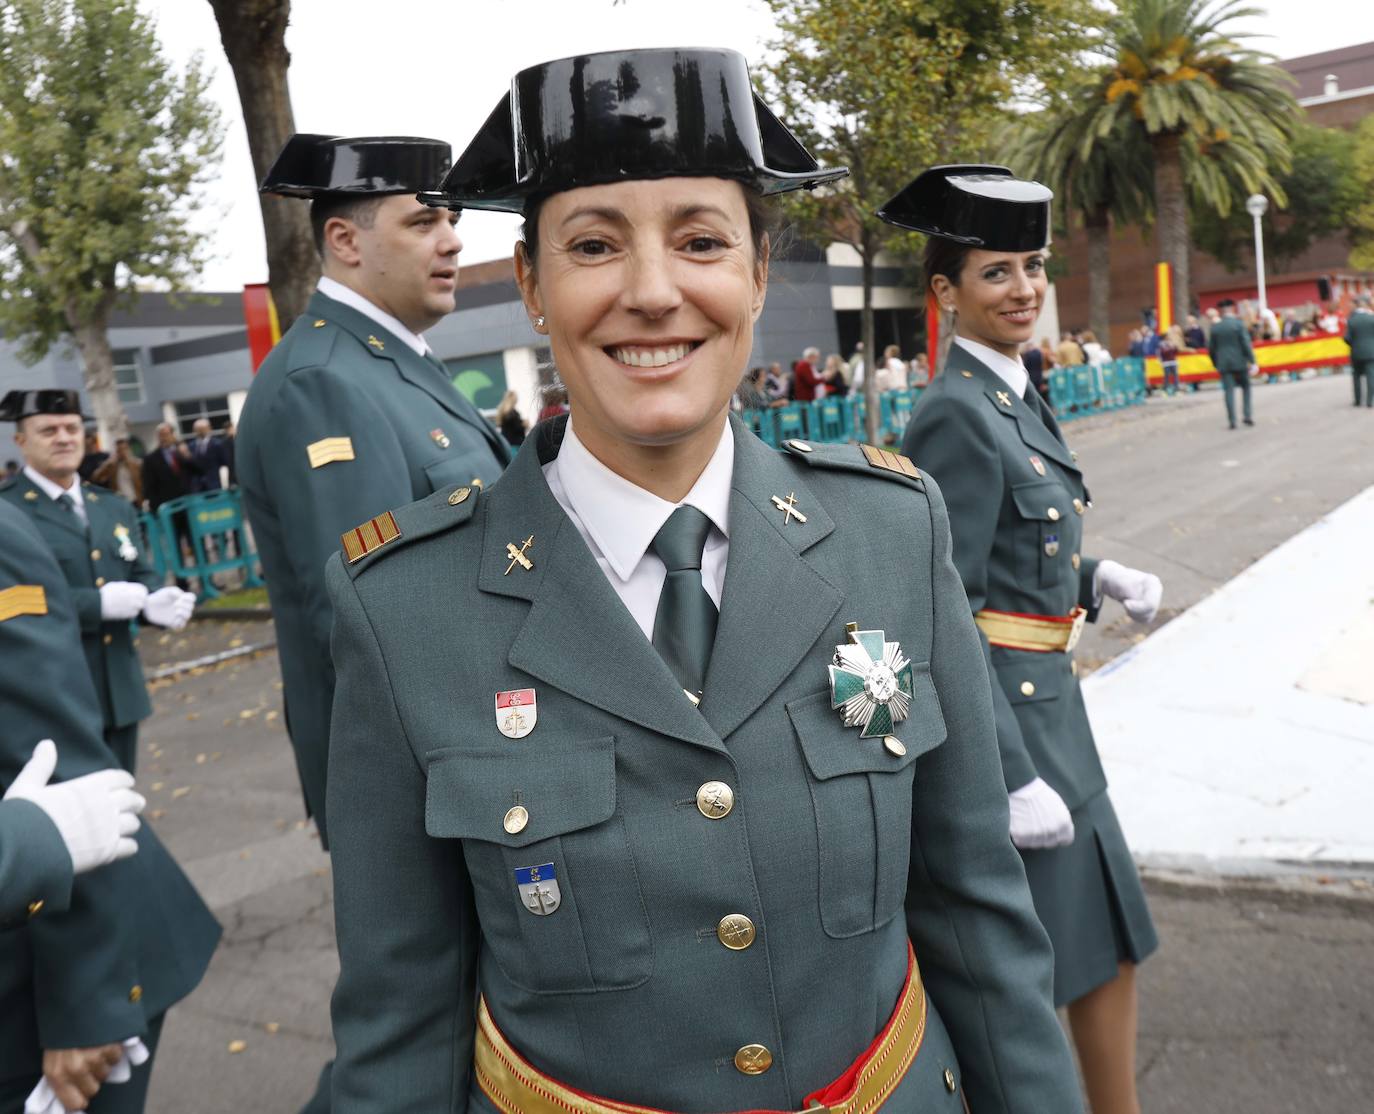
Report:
325,49,1081,1114
1344,293,1374,407
238,134,510,851
1,738,144,928
886,166,1162,1114
1206,298,1257,429
0,499,220,1114
0,391,196,775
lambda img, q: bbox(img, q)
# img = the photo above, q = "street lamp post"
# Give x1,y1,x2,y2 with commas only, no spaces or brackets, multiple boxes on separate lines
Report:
1246,194,1269,318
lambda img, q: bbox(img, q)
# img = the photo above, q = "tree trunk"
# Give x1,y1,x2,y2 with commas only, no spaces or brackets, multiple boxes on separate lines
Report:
861,241,879,445
1153,131,1190,331
208,0,317,324
67,297,126,441
1085,203,1111,344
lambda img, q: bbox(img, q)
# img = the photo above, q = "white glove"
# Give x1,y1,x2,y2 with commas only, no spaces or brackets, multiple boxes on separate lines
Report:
4,740,144,875
142,586,196,630
24,1039,149,1114
1094,559,1163,624
98,581,148,621
1008,777,1075,849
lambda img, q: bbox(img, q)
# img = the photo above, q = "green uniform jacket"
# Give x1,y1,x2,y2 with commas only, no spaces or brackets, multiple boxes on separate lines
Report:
0,475,161,765
0,502,220,1082
325,416,1082,1114
1207,315,1255,373
902,344,1103,809
0,800,71,929
1345,308,1374,363
237,289,511,846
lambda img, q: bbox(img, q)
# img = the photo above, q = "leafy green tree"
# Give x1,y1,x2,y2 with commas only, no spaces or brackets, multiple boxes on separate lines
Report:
1008,96,1153,343
1347,116,1374,272
1190,122,1360,271
0,0,222,440
762,0,1098,440
1076,0,1297,327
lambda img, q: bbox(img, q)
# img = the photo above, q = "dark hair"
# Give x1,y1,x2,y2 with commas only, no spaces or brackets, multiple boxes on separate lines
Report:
517,181,777,268
922,235,974,292
310,195,385,255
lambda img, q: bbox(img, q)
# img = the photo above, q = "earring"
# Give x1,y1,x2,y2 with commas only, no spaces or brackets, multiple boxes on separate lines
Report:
534,315,546,329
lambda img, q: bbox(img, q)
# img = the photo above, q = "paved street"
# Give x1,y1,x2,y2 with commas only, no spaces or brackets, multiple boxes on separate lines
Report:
140,372,1374,1112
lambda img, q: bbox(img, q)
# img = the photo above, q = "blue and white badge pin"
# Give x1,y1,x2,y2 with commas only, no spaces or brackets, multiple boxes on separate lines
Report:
112,524,138,562
514,862,561,916
828,625,914,739
495,688,537,739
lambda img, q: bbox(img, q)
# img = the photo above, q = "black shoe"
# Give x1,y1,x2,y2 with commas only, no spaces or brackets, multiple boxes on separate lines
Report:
1243,418,1254,426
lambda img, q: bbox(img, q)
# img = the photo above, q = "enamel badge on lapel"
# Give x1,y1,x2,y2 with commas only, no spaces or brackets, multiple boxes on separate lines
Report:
430,428,450,449
112,524,138,562
828,624,915,738
495,688,537,739
514,863,561,916
1029,455,1046,476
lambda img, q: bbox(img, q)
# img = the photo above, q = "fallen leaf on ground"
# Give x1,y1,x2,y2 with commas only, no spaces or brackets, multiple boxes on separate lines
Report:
227,1040,246,1054
171,787,191,799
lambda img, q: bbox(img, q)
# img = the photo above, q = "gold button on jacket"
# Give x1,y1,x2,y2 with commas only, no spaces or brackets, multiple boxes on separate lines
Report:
716,914,756,950
734,1044,772,1075
695,781,734,819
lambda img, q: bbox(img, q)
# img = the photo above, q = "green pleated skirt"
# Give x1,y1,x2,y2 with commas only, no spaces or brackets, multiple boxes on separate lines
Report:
1018,789,1158,1007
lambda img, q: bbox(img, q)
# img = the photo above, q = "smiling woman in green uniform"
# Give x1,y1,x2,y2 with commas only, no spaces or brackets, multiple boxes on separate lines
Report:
883,166,1164,1114
324,51,1081,1114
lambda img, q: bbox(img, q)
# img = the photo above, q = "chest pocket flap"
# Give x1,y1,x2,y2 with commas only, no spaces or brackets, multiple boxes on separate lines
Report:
425,736,615,848
787,661,946,780
1010,479,1066,522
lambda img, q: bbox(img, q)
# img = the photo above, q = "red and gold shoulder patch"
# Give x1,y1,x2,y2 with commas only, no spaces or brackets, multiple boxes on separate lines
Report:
341,511,401,565
860,444,921,481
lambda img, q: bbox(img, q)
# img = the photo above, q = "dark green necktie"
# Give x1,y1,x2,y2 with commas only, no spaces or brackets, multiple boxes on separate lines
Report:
56,492,87,533
650,506,719,700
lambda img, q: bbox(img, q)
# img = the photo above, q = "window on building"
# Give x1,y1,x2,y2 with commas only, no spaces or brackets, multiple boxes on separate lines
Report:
113,349,144,404
173,396,231,435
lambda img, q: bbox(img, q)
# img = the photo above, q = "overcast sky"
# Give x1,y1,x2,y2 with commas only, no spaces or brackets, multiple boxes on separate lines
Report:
138,0,1370,291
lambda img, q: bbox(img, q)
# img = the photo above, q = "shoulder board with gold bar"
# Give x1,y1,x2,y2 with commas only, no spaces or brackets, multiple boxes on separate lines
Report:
341,483,481,579
780,439,925,491
0,584,47,622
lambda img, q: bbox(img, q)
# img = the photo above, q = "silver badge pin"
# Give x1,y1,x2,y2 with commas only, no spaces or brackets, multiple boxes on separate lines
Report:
515,863,561,916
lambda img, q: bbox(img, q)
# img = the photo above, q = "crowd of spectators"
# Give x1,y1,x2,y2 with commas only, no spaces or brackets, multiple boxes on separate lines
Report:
736,340,930,411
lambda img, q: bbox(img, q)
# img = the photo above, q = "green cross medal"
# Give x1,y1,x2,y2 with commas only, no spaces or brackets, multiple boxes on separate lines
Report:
828,627,914,738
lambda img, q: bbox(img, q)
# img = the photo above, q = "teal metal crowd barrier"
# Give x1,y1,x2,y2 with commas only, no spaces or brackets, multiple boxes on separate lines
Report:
740,388,924,448
154,488,264,600
136,513,172,582
741,360,1147,444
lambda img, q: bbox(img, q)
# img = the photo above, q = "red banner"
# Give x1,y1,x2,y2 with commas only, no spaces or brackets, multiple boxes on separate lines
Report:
243,283,282,373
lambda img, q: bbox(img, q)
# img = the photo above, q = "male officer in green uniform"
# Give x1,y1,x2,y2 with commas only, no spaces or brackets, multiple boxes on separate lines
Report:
1344,293,1374,407
1,738,144,928
1207,298,1258,429
0,499,220,1114
0,391,196,775
238,134,510,852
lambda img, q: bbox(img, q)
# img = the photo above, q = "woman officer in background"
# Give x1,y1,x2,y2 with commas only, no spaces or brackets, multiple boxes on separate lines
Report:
884,166,1163,1114
323,52,1082,1114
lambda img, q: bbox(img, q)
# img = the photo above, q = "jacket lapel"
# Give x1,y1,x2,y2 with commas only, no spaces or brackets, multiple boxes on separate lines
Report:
311,291,509,462
700,418,843,740
478,421,724,754
15,477,88,540
945,344,1078,473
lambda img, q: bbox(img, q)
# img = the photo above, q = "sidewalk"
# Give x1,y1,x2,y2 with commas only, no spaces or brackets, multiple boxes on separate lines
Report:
1085,483,1374,872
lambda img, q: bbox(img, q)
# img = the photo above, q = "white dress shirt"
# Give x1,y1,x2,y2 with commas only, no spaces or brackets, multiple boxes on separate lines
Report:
954,336,1029,398
543,417,732,640
24,465,86,525
317,276,431,357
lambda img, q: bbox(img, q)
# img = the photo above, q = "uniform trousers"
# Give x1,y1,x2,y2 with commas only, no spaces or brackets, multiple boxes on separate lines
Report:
0,1015,164,1114
1219,370,1253,426
1352,361,1374,407
104,724,139,777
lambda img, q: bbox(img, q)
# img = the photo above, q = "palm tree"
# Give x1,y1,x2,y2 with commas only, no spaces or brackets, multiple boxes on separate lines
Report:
1009,100,1153,344
1081,0,1297,327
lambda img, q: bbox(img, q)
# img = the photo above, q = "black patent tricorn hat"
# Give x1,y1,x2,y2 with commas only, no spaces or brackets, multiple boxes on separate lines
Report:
0,389,91,422
260,134,452,199
422,47,847,213
878,164,1052,250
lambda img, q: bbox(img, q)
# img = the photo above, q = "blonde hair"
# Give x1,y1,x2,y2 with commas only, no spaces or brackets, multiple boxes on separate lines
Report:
495,390,519,422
